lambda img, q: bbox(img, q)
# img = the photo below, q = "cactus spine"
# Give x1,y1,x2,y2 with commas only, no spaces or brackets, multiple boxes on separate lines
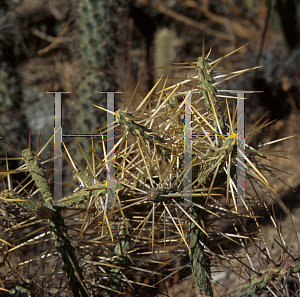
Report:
2,149,89,297
225,256,300,297
0,43,296,296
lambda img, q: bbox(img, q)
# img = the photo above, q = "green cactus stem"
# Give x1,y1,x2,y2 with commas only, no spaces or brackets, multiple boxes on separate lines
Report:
115,109,172,156
185,53,230,296
22,149,53,205
70,170,131,296
0,190,42,215
197,56,226,133
188,200,213,297
103,224,132,297
225,256,300,297
21,149,89,297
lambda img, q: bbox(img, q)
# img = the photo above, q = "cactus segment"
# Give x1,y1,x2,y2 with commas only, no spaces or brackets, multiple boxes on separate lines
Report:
21,149,89,296
188,202,213,297
0,190,40,214
0,43,294,296
22,148,53,205
197,56,225,133
226,256,300,297
104,224,132,297
115,109,172,156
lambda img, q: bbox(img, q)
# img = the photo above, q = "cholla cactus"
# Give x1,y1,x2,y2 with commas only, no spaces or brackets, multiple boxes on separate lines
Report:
62,0,119,167
0,42,297,297
154,27,177,91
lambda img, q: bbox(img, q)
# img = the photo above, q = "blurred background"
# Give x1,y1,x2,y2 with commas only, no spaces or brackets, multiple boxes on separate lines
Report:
0,0,300,295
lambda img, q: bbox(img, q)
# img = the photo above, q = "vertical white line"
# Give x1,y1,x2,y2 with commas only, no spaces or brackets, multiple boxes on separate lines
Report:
99,91,122,206
236,92,245,205
47,91,70,202
184,91,192,205
106,92,115,206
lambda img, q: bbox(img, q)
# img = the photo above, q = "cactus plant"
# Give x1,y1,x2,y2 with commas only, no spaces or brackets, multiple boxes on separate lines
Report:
73,0,118,132
0,42,297,297
154,27,177,92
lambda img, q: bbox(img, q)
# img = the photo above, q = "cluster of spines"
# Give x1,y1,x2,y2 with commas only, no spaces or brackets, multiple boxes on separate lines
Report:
0,44,296,297
0,149,89,297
